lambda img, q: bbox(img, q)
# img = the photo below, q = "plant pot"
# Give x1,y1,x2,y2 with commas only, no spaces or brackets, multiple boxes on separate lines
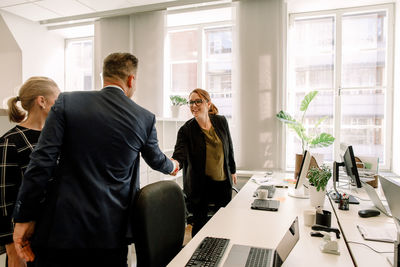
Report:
171,105,180,118
294,153,321,179
294,154,303,179
309,185,326,208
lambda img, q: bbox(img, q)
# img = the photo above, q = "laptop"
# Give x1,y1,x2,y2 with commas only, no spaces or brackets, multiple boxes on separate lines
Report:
251,199,280,211
222,217,299,267
361,180,392,217
379,176,400,220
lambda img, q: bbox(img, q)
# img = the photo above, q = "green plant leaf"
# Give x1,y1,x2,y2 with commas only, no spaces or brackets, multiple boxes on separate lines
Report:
309,133,335,148
308,165,331,191
277,111,310,145
290,123,306,139
314,116,328,129
276,110,297,124
170,95,188,106
300,91,318,112
276,90,335,152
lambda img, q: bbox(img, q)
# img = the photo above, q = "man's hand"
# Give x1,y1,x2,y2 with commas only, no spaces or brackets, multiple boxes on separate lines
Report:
232,173,237,185
170,158,179,176
13,222,36,262
5,243,27,267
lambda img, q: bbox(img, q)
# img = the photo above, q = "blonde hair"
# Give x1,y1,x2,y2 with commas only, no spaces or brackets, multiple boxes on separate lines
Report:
7,76,59,123
189,88,218,115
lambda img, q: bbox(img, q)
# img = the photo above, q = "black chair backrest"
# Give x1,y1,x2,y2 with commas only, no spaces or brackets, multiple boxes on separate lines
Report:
133,181,186,267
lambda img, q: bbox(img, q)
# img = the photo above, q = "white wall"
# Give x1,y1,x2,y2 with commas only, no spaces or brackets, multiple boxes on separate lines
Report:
130,11,165,117
94,12,165,117
0,14,22,106
235,0,284,170
0,11,64,94
287,0,395,13
94,16,131,90
392,0,400,175
0,110,15,136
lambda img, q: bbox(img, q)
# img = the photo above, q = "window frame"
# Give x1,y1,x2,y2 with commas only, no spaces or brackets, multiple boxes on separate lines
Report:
164,11,234,118
64,36,94,92
286,4,394,171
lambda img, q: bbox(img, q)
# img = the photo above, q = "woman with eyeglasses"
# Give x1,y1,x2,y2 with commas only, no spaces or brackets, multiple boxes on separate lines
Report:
172,88,237,237
0,77,60,267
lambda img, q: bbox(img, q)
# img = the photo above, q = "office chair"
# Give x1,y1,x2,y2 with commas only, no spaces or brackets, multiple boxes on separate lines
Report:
133,181,186,267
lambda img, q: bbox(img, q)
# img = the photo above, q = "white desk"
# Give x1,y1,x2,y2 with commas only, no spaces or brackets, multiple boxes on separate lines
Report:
168,172,354,266
329,183,395,267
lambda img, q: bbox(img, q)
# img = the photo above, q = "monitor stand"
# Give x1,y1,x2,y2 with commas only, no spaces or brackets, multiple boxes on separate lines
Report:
288,187,309,199
331,161,360,204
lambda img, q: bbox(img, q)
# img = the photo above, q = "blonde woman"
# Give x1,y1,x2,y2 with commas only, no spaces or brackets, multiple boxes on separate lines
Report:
0,77,60,267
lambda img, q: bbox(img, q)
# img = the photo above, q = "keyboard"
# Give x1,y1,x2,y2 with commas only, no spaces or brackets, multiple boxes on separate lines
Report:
185,236,230,267
254,185,276,198
245,247,272,267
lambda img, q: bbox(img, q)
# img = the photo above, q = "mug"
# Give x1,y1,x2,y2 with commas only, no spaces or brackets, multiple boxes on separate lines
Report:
257,189,269,200
303,210,316,227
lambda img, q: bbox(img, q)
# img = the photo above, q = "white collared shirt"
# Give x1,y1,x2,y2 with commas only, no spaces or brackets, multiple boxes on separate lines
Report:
104,85,124,93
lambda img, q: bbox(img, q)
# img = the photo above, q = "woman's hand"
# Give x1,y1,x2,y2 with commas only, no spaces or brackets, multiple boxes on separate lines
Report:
13,222,36,262
6,243,27,267
232,173,237,185
170,158,180,176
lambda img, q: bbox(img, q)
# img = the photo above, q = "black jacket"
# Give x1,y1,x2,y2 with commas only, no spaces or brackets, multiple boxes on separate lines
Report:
13,87,173,249
172,114,236,203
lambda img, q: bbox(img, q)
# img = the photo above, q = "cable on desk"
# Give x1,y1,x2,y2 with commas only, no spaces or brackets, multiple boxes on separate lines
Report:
347,241,393,254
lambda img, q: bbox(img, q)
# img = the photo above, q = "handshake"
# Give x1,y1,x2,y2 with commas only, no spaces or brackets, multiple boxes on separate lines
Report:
170,158,180,176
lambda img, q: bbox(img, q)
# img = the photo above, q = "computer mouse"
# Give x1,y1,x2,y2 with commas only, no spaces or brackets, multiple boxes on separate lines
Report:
358,209,380,218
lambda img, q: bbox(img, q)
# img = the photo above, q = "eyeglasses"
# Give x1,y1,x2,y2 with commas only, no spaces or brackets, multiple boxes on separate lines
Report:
188,99,207,106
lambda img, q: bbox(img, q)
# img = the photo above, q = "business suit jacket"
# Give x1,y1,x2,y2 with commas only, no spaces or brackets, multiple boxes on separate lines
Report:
172,114,236,204
13,86,173,249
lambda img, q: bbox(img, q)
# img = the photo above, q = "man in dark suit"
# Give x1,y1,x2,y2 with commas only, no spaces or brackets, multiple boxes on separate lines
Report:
12,53,179,266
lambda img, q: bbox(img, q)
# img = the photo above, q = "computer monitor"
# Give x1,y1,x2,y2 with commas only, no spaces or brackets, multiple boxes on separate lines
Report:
342,145,362,188
331,145,360,204
288,150,311,199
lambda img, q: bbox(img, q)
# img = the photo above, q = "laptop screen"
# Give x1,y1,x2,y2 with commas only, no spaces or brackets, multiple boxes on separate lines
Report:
361,180,391,216
379,176,400,220
276,217,300,261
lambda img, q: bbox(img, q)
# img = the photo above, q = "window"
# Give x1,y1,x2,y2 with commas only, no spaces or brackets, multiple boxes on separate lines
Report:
287,5,393,170
65,38,94,91
166,6,234,118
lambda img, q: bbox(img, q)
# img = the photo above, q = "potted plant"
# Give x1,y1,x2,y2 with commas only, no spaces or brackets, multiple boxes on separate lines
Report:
308,164,332,208
170,95,188,118
276,91,335,177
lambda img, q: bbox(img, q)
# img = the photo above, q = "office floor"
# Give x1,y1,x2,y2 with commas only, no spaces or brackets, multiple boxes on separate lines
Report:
183,175,249,245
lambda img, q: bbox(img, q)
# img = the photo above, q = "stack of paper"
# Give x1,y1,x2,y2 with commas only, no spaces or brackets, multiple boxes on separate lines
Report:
357,224,397,243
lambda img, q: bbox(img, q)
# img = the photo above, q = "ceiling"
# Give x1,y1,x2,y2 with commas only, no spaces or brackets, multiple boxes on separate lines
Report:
1,0,392,24
0,0,222,23
0,0,229,38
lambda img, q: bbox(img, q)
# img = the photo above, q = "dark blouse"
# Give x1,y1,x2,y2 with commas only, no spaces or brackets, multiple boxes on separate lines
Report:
0,126,40,252
172,114,236,202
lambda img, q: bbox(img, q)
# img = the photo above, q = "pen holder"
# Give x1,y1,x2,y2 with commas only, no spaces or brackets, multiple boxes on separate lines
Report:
315,210,331,228
338,196,349,210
